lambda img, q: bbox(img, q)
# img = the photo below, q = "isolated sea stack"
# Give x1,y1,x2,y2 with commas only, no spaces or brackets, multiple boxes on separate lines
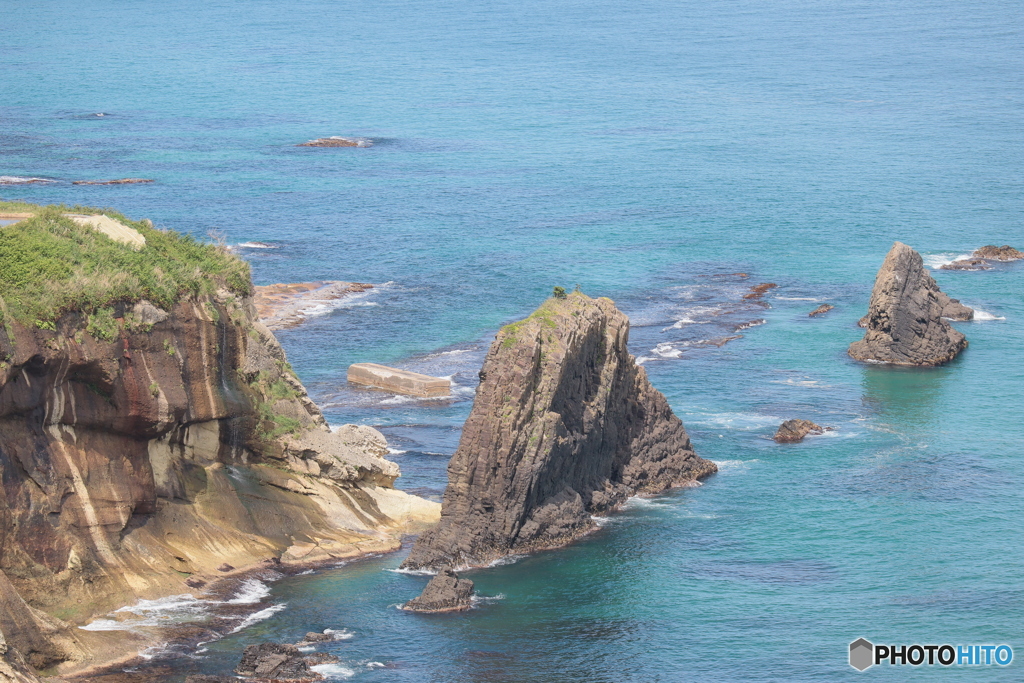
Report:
849,242,973,366
401,292,716,572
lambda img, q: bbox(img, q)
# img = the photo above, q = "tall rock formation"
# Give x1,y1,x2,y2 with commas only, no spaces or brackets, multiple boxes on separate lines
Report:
849,242,973,366
0,209,438,677
401,292,716,571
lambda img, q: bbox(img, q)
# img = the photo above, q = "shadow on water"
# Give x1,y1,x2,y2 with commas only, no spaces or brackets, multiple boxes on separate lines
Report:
858,361,957,429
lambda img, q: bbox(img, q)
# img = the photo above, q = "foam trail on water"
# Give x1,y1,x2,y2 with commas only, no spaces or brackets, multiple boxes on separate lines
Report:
971,310,1005,321
229,603,287,633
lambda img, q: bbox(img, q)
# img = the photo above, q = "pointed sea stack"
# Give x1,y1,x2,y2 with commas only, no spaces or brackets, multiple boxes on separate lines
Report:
400,292,716,571
849,242,973,366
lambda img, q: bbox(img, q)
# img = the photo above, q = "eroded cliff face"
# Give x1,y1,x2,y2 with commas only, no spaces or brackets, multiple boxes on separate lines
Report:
401,293,716,571
0,292,437,676
849,242,972,366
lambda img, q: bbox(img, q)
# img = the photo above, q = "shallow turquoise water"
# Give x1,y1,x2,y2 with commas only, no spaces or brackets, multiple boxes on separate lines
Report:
3,0,1023,679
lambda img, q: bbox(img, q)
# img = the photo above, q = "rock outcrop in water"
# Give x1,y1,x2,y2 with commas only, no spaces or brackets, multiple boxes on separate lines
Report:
942,245,1023,270
400,292,716,572
773,419,824,443
849,242,973,366
402,568,475,613
0,221,437,676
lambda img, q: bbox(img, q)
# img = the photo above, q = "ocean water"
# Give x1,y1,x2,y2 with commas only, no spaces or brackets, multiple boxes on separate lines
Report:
4,0,1024,679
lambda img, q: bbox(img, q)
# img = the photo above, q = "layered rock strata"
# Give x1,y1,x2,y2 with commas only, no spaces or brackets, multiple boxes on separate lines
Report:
0,291,438,676
401,292,716,571
808,304,834,317
849,242,972,366
402,568,475,613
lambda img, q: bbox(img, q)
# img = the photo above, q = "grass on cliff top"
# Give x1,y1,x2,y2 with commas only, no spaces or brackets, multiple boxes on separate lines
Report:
499,291,595,348
0,200,252,326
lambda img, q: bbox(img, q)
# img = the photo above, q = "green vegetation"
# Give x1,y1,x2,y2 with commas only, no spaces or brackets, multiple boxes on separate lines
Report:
0,201,252,327
86,307,118,341
552,286,567,299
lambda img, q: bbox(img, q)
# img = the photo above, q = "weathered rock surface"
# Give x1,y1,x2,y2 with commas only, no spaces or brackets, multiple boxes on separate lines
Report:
849,242,972,366
0,290,439,676
401,292,716,571
297,137,372,148
743,283,777,300
253,281,374,331
773,420,824,443
942,245,1023,270
234,643,322,681
402,568,475,613
808,304,834,317
973,245,1023,261
347,363,451,397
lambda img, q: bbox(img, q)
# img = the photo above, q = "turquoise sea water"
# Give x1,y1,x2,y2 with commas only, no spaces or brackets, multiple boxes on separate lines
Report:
3,0,1024,679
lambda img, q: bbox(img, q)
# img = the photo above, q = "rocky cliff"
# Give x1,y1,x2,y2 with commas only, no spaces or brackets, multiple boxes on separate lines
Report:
401,292,716,571
0,208,437,677
849,242,973,366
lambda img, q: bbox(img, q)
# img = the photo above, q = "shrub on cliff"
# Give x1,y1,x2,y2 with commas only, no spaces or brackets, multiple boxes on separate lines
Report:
0,201,252,326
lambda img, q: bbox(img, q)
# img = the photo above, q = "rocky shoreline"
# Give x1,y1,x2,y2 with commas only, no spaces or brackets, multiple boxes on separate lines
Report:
253,281,375,330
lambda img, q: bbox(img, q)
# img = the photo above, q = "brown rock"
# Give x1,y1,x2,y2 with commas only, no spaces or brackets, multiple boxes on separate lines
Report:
808,304,834,317
71,179,154,185
186,676,239,683
743,283,777,300
234,643,323,681
0,291,436,675
297,137,372,148
400,292,716,571
773,419,824,443
972,245,1023,261
402,568,475,613
253,281,374,330
849,242,972,366
941,258,992,271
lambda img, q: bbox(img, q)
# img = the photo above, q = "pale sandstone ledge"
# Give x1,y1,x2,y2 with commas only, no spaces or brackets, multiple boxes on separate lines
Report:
348,363,451,398
254,281,374,331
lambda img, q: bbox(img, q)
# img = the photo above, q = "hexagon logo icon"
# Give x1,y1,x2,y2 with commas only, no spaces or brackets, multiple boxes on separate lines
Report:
850,638,874,671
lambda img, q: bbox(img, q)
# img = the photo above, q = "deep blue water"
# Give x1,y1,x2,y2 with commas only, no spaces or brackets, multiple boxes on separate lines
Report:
4,0,1023,679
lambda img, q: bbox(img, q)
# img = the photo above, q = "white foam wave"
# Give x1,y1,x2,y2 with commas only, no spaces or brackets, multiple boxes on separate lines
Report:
366,661,386,669
324,628,355,640
229,603,287,633
387,448,408,455
471,593,506,605
226,579,271,604
591,515,614,527
0,175,56,184
662,317,697,331
310,663,357,680
486,554,526,568
924,252,973,270
652,342,683,358
686,412,782,430
971,310,1005,321
385,566,438,576
236,241,278,249
81,594,207,631
711,459,760,473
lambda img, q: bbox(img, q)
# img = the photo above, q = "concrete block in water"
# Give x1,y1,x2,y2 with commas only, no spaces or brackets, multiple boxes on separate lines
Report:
347,363,450,397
